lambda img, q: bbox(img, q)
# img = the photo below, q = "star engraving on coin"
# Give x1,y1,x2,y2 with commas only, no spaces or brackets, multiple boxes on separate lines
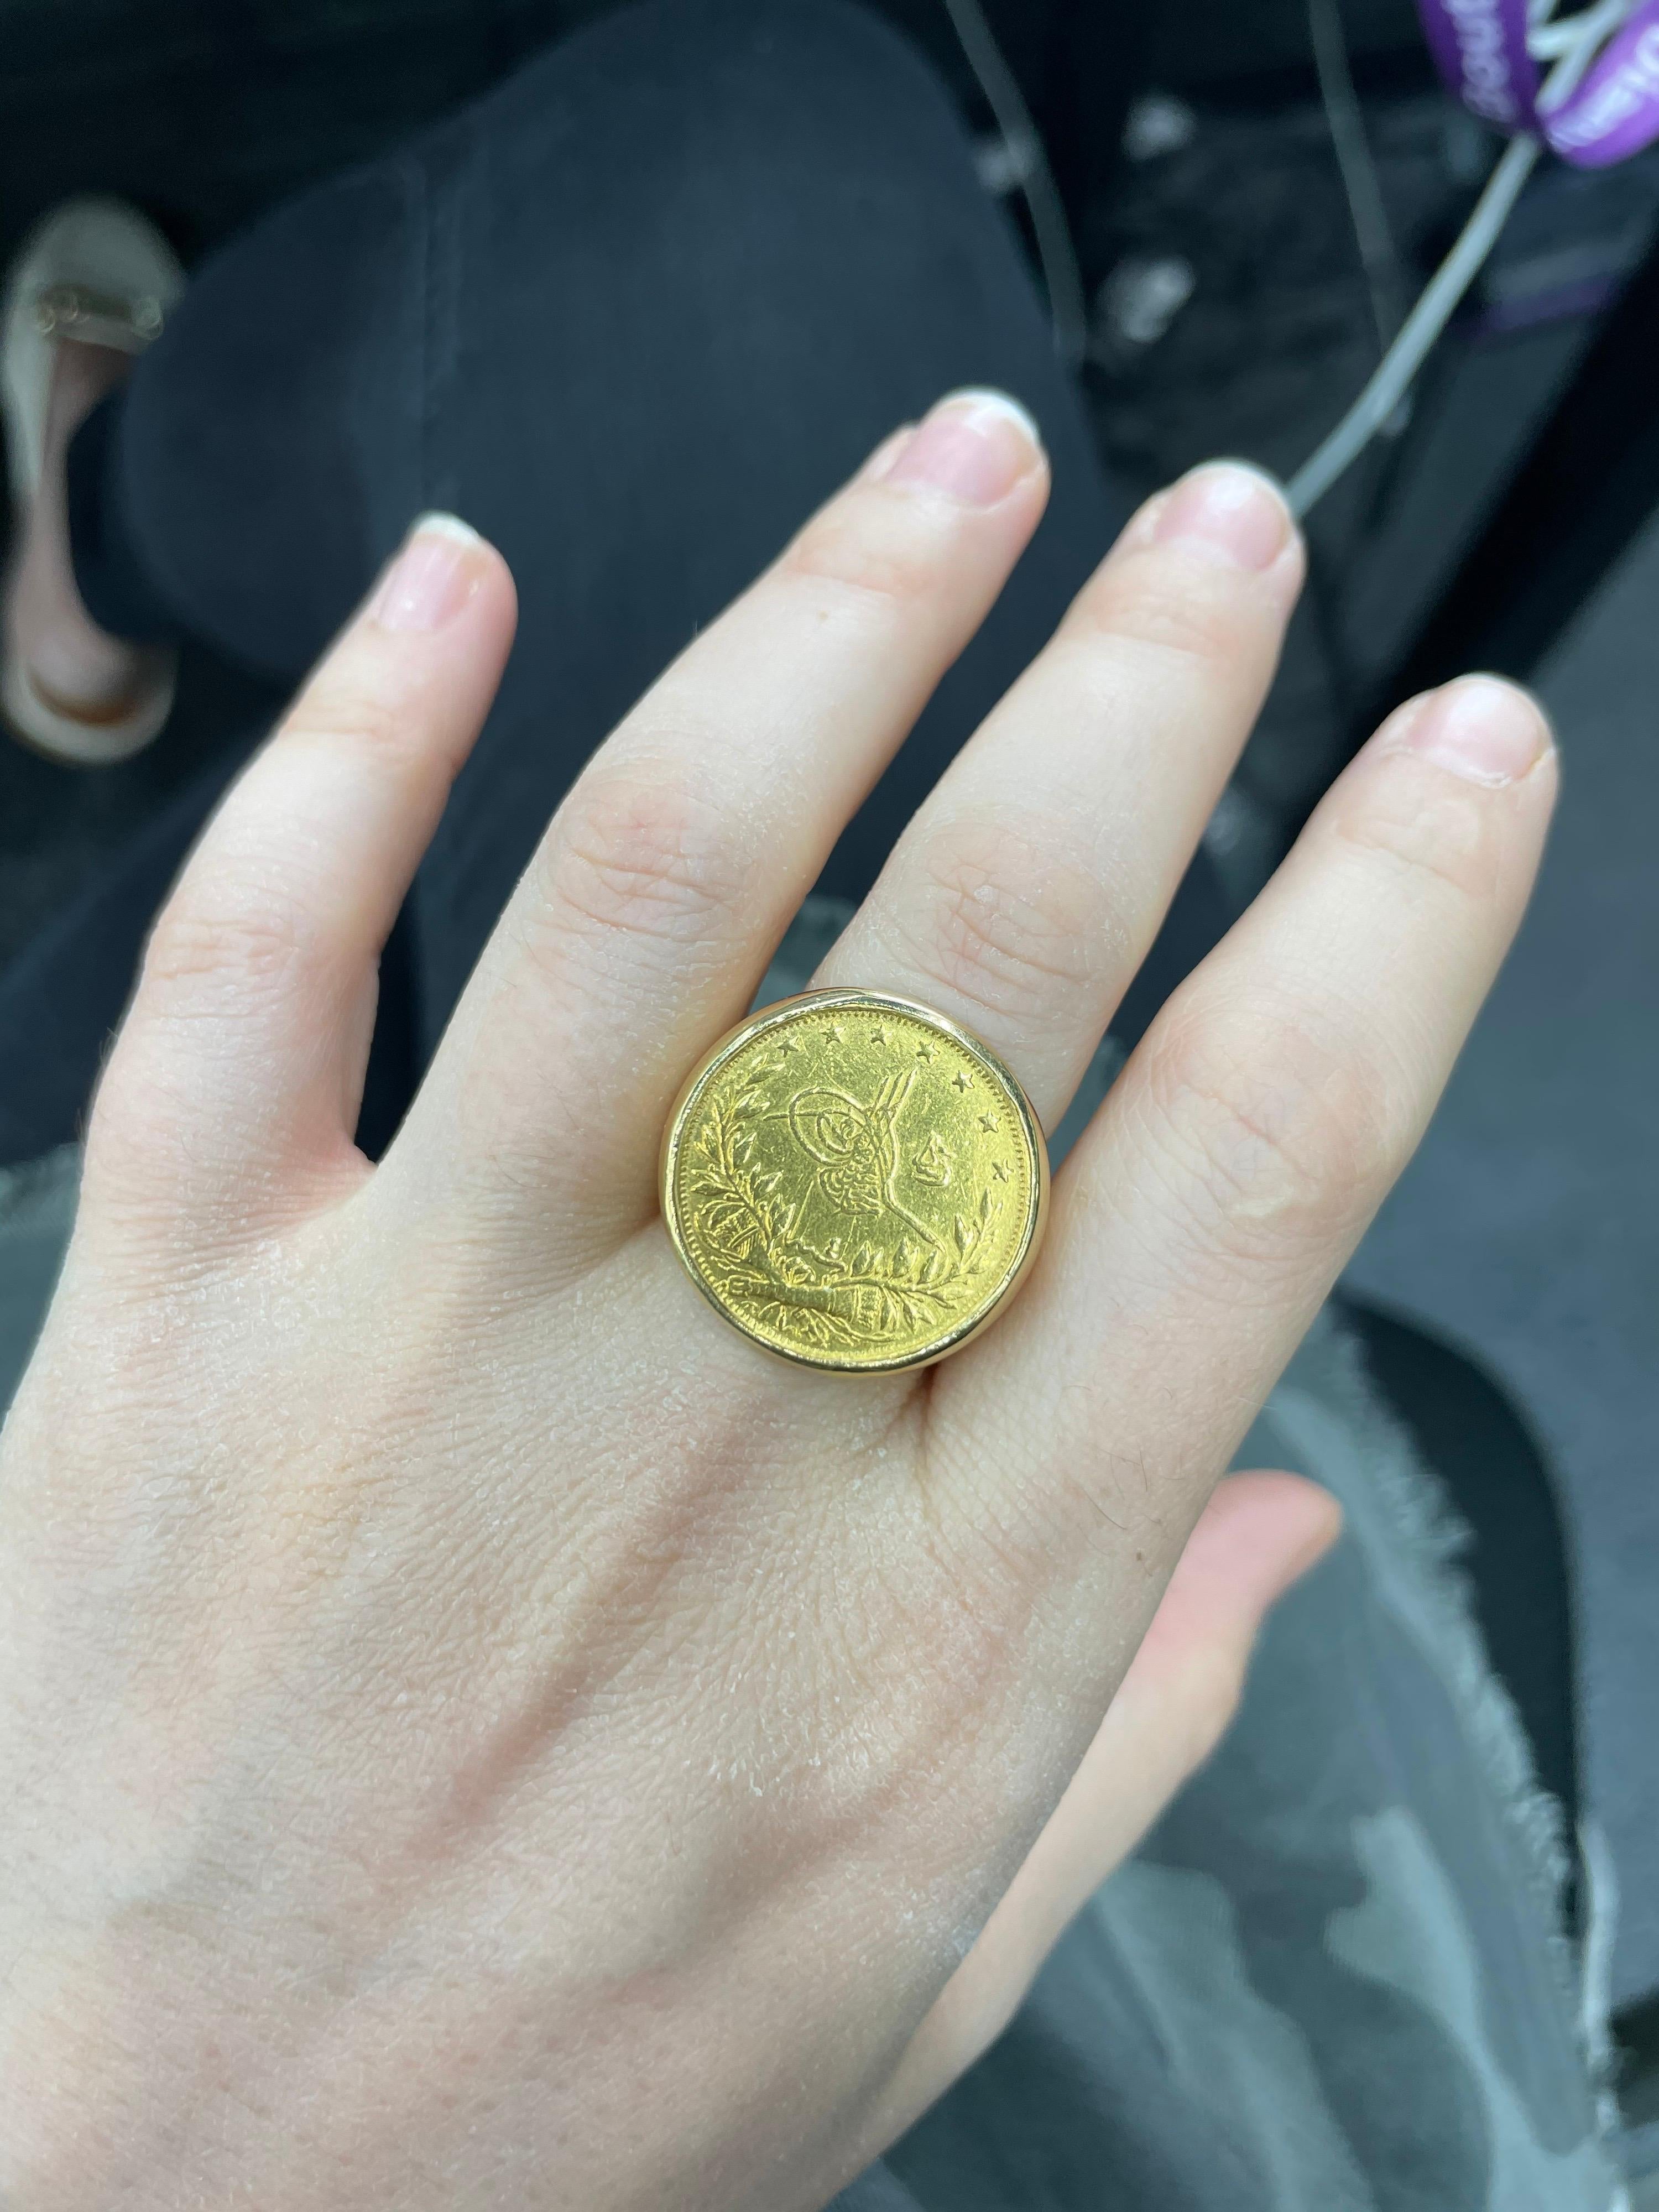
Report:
662,993,1047,1371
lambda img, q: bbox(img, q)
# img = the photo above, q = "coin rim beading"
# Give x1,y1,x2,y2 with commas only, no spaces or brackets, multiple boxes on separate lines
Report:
659,988,1050,1374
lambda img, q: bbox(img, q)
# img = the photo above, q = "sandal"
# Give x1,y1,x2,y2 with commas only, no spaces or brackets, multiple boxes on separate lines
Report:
1,196,184,765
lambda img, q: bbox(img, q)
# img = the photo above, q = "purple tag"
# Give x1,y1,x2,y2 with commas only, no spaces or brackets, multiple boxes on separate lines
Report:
1542,2,1659,165
1417,0,1659,166
1416,0,1540,129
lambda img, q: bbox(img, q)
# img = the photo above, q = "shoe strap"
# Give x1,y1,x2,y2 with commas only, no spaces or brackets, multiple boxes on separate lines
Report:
31,281,164,354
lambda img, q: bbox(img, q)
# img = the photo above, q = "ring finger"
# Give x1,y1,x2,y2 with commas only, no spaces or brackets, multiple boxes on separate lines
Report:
387,391,1050,1259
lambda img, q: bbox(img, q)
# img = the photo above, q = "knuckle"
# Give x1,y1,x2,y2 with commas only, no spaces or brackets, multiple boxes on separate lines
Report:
284,687,421,773
1073,554,1258,670
779,493,950,615
1334,756,1508,903
1142,1000,1396,1261
140,884,309,1000
540,767,754,951
899,814,1103,1020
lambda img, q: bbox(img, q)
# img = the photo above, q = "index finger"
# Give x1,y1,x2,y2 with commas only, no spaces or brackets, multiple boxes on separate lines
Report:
935,675,1556,1591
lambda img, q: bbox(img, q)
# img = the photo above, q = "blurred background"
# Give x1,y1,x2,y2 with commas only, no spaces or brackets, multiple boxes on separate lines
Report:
2,0,1655,2175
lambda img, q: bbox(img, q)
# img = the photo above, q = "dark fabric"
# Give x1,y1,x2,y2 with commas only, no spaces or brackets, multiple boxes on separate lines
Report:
827,1318,1610,2212
6,0,1240,1164
80,0,1146,1057
64,389,176,643
1,0,1579,1824
1342,1297,1582,1851
0,752,234,1163
0,12,1601,2200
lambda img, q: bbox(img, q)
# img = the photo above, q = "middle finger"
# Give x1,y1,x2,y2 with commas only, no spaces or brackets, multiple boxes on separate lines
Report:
816,461,1304,1133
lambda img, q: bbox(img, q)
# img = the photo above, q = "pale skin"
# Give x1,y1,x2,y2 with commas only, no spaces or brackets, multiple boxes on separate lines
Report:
0,390,1556,2208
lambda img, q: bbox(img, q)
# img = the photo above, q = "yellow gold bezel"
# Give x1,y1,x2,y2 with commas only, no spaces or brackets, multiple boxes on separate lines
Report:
659,987,1050,1374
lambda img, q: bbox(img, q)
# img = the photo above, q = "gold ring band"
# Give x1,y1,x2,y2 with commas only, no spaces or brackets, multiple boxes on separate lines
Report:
660,989,1049,1373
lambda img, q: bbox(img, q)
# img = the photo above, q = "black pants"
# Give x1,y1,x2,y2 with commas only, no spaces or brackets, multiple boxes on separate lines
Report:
0,0,1579,1911
4,0,1254,1170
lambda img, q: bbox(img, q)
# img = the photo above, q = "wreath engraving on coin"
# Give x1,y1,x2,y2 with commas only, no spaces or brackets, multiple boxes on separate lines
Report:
661,992,1048,1371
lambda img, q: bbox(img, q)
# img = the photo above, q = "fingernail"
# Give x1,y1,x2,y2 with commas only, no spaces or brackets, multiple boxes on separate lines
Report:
1150,460,1293,571
1394,675,1551,787
370,512,485,633
857,424,916,482
881,388,1043,507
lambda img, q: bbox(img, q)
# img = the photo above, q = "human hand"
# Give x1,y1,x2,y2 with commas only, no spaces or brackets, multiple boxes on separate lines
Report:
0,393,1554,2209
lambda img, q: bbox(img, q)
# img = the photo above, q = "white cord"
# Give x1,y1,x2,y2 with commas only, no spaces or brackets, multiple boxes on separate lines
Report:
1308,0,1408,356
1287,0,1635,515
940,0,1089,366
1530,0,1630,60
1287,133,1539,513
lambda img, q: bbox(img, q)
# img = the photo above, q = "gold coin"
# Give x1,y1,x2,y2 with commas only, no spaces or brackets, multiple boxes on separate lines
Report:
661,989,1048,1373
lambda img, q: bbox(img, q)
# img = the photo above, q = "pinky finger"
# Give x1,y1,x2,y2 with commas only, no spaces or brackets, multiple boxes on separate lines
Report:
90,517,516,1232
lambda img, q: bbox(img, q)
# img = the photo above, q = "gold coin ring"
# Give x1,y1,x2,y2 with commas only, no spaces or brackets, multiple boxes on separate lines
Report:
660,989,1050,1373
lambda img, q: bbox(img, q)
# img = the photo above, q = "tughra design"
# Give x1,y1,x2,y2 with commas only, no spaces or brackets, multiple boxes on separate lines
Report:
663,993,1046,1371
